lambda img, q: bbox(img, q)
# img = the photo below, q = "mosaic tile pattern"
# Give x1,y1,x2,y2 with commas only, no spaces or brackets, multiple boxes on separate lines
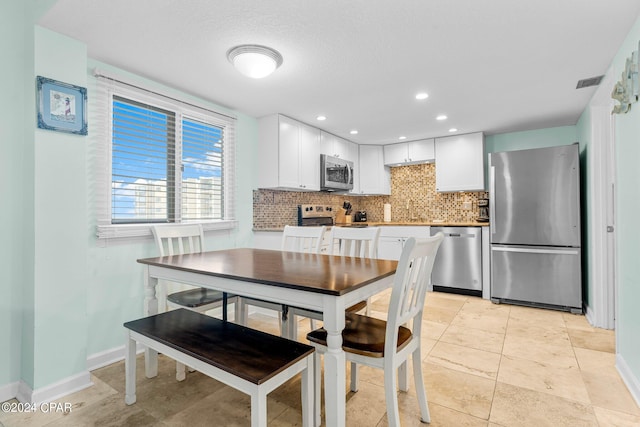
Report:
253,163,488,229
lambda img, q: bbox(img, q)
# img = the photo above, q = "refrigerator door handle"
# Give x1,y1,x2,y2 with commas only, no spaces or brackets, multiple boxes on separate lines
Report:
489,165,496,235
491,246,579,256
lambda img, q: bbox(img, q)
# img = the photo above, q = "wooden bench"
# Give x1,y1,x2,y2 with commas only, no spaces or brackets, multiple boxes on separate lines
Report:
124,308,314,427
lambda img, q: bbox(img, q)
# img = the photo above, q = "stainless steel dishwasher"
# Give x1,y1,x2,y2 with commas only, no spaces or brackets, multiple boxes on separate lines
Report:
430,227,482,296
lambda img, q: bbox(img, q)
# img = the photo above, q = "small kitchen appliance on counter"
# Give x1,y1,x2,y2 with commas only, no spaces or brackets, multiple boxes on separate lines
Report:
354,211,367,222
477,198,489,222
297,204,334,227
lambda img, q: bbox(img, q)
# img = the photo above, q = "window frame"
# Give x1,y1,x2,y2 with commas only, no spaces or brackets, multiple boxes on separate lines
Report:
95,70,237,239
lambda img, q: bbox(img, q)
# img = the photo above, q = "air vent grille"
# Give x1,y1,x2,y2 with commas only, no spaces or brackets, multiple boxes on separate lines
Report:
576,75,604,89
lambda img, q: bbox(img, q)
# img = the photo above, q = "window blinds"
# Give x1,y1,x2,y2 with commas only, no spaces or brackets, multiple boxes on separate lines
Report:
94,69,236,236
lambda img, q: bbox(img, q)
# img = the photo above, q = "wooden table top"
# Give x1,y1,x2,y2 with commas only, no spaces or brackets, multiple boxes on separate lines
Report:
138,248,397,296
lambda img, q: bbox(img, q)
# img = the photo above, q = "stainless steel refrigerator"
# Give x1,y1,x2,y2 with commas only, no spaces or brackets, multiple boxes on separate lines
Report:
489,144,582,313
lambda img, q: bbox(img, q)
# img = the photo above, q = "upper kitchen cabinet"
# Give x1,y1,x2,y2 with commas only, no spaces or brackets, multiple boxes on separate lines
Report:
434,132,485,192
383,139,435,166
320,131,358,161
357,145,390,195
258,114,321,191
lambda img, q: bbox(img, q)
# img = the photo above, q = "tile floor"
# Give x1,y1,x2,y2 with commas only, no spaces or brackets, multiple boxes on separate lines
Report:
2,291,639,426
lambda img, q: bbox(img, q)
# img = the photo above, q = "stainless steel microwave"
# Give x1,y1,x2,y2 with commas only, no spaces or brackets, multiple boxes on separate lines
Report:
320,154,354,191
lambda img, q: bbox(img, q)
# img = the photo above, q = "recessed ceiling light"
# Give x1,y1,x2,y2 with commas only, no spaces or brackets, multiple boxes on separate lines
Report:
415,92,429,100
449,128,458,132
316,115,326,121
436,115,448,121
350,130,358,135
226,45,283,79
399,136,407,140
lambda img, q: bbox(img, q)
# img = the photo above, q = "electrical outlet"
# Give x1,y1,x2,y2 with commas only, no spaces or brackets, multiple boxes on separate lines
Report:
462,201,472,210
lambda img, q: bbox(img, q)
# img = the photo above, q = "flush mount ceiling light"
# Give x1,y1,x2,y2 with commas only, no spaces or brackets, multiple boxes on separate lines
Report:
316,115,327,121
415,92,429,100
227,45,283,79
350,130,358,135
436,115,448,121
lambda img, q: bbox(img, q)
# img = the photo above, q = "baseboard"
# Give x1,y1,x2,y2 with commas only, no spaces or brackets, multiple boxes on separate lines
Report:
86,343,144,372
584,303,596,327
15,371,92,404
617,353,640,408
0,381,19,403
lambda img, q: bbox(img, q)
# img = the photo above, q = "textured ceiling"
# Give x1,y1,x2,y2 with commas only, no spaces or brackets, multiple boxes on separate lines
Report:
39,0,640,144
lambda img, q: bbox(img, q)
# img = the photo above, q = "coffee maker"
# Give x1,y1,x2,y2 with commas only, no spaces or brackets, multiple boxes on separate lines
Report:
478,198,489,222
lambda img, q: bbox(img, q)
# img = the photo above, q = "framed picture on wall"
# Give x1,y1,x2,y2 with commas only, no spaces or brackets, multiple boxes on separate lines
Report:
36,76,87,135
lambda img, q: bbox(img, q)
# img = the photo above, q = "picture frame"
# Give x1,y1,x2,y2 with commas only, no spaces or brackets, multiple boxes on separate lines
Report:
36,76,88,135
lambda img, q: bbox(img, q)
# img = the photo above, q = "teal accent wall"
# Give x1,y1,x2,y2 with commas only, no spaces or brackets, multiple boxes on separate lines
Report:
0,0,34,389
1,17,258,394
608,14,640,397
32,26,89,389
485,126,579,154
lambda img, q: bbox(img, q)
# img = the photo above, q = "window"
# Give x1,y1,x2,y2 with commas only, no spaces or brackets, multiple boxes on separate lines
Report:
95,70,236,238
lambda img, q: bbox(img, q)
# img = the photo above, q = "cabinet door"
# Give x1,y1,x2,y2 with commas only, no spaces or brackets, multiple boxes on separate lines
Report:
359,145,390,195
298,122,321,190
278,116,301,189
435,132,485,192
408,139,435,163
320,131,336,156
383,143,408,166
378,236,405,261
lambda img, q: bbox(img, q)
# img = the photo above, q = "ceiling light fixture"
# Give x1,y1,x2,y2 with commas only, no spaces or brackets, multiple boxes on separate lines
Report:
449,128,458,132
436,115,448,121
227,44,283,79
350,130,358,135
317,115,327,121
399,136,407,140
415,92,429,100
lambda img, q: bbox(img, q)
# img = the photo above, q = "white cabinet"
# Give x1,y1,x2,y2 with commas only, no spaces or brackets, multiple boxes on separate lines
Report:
377,226,431,260
320,131,357,161
258,114,321,191
383,139,435,166
357,145,390,195
434,132,485,192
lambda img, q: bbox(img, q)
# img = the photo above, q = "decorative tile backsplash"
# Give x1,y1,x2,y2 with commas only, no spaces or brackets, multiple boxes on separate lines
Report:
253,163,488,229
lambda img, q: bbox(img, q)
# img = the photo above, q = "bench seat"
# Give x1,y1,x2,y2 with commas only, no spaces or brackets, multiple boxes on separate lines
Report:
124,308,314,427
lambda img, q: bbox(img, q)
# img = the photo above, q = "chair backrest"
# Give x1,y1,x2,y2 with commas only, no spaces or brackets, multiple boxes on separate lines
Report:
328,226,381,258
281,225,326,254
152,224,205,256
385,233,444,355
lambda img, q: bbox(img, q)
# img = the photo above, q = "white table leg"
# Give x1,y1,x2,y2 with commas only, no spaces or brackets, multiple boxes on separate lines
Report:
143,268,158,378
322,299,346,427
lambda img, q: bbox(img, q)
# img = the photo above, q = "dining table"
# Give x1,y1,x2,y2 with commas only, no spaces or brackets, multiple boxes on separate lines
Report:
137,247,397,427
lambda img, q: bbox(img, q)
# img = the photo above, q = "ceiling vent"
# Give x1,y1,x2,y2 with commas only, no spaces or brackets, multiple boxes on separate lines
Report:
576,75,604,89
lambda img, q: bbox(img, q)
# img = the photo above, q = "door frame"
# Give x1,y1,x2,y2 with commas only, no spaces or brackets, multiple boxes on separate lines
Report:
587,69,617,330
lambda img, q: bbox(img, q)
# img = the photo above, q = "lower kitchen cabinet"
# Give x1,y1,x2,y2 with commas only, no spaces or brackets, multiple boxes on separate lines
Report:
377,226,431,260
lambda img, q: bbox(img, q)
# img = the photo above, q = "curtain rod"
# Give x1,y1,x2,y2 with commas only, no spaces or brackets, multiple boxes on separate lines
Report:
93,68,237,121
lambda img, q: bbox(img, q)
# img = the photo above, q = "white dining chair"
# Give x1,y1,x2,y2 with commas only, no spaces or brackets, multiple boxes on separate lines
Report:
306,233,444,427
151,223,240,380
287,226,381,340
281,225,326,254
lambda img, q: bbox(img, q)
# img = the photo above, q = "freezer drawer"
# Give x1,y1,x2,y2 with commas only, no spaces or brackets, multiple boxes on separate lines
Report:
490,245,582,310
431,227,482,293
